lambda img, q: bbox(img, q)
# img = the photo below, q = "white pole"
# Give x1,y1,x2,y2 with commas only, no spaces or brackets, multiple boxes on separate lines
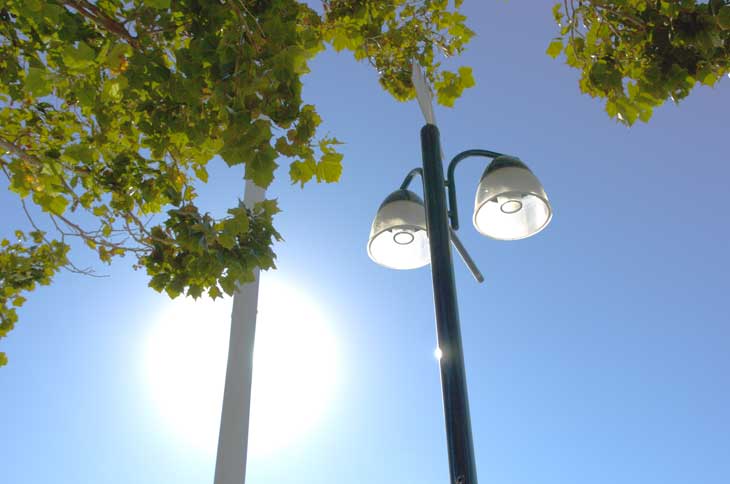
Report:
214,179,266,484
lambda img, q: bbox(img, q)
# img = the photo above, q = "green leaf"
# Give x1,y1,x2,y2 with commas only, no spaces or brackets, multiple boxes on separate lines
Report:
187,284,203,299
552,4,563,23
62,42,96,70
107,44,133,71
317,151,343,183
40,3,64,23
718,6,730,29
702,71,718,86
546,39,563,59
435,71,465,107
24,68,52,97
458,66,475,89
48,196,68,216
255,199,280,217
194,166,209,183
218,233,235,249
289,159,316,187
605,100,618,118
275,136,296,157
24,0,42,11
638,105,653,123
64,144,94,164
330,31,350,52
245,145,278,188
145,0,171,9
102,77,128,101
225,207,250,234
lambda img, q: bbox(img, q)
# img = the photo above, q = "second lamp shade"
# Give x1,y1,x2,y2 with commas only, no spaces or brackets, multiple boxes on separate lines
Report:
473,156,552,240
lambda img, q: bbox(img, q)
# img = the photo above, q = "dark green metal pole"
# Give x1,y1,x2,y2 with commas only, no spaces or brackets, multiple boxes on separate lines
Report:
420,124,478,484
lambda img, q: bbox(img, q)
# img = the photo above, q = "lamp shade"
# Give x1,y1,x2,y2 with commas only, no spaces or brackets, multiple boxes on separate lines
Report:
473,156,552,240
367,189,430,270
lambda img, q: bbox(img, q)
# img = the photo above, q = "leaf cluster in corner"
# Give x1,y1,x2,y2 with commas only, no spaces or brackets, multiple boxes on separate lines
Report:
549,0,730,125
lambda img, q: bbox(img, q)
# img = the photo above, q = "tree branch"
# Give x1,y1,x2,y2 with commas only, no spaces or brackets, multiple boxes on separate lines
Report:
61,0,141,50
0,137,41,168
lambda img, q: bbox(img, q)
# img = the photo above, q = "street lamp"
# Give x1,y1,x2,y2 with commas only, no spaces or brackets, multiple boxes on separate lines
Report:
367,124,552,484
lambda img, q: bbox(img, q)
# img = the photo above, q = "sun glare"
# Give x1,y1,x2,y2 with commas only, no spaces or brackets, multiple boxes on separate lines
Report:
143,276,339,457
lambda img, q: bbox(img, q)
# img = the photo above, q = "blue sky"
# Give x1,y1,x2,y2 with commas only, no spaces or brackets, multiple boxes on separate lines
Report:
2,2,729,484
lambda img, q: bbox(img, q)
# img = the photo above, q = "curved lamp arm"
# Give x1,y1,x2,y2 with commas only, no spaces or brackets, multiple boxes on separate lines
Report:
397,166,484,283
400,167,423,190
446,149,506,230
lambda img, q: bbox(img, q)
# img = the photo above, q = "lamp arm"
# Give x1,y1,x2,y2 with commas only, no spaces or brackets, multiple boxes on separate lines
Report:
446,149,505,230
400,167,424,190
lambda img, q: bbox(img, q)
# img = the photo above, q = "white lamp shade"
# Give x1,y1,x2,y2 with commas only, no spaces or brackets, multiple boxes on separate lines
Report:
473,157,552,240
367,190,430,270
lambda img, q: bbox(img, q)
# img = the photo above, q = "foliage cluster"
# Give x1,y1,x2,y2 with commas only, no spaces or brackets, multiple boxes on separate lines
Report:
0,0,474,365
0,230,68,366
548,0,730,124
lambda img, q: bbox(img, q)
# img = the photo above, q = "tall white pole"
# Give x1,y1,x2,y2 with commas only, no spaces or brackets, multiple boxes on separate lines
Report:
214,179,266,484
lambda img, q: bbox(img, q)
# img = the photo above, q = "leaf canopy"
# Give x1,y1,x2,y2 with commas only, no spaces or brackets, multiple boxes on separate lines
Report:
550,0,730,125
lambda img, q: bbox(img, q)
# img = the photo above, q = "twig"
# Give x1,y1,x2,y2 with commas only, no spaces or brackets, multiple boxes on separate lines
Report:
18,198,105,277
51,213,146,253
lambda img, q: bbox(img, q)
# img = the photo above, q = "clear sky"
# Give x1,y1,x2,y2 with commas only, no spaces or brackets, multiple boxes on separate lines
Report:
2,3,729,484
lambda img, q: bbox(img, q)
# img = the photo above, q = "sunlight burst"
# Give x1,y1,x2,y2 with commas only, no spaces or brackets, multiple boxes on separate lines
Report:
143,277,339,457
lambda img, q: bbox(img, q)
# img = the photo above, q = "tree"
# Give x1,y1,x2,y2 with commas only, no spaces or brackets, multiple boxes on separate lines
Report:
0,0,476,366
548,0,730,125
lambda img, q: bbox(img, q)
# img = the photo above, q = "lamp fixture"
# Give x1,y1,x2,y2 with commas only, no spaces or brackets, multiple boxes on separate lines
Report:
473,156,552,240
367,189,430,270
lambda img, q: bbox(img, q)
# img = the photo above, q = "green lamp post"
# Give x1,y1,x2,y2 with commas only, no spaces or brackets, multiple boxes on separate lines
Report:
367,124,552,484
